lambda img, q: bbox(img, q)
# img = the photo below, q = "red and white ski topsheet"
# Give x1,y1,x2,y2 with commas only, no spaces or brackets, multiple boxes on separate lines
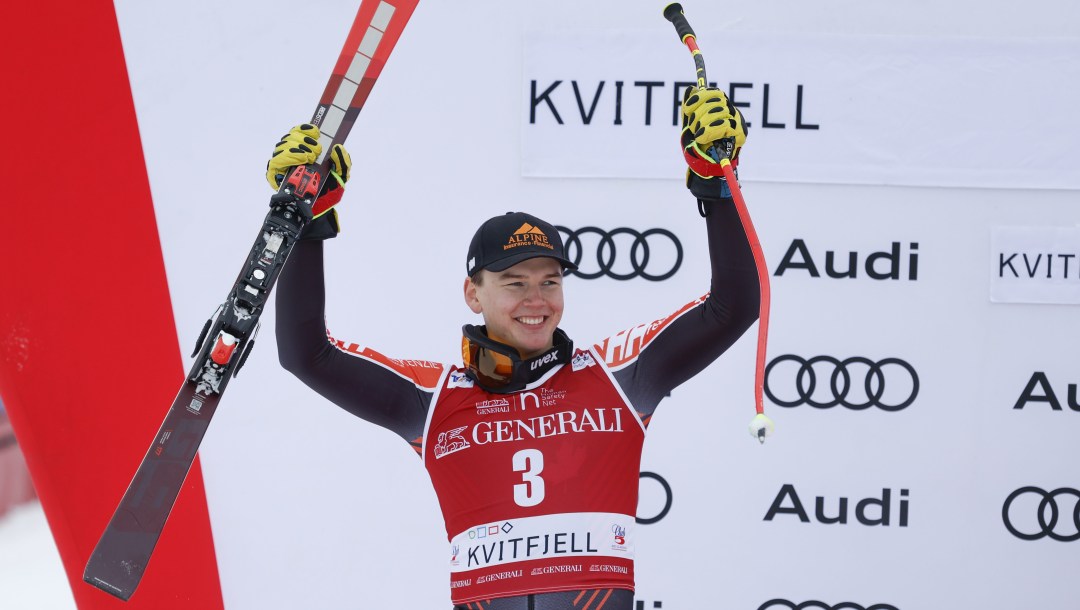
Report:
309,0,419,217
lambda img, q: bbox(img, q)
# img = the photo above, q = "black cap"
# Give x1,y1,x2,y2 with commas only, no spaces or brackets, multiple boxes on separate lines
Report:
466,212,577,277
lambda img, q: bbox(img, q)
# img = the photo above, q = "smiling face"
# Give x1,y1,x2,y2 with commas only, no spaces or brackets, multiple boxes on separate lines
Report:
463,257,565,358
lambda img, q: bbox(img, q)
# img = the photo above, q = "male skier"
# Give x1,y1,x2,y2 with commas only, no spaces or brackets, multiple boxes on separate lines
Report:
269,86,757,609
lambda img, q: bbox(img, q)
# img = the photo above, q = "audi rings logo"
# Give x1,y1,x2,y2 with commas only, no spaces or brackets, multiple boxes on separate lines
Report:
758,601,899,610
764,355,919,411
1002,487,1080,541
555,226,683,281
636,471,672,524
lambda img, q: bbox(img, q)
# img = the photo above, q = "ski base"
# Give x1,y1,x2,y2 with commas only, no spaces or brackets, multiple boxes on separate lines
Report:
84,198,307,599
83,381,221,600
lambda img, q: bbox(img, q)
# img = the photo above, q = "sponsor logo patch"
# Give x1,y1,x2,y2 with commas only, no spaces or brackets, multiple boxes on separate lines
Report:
475,397,511,414
434,426,471,459
448,370,474,388
571,352,596,371
505,223,554,251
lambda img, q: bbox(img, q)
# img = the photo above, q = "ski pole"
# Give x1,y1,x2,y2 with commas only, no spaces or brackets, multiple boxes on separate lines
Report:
663,3,774,443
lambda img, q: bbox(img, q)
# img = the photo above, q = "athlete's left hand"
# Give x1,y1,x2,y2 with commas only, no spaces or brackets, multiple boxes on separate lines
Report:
681,86,748,163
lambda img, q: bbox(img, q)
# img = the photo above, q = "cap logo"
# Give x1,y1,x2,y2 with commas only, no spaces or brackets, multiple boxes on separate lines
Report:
505,223,554,251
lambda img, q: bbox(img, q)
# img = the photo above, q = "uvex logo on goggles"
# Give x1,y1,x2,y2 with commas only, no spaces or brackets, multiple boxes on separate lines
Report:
504,223,554,251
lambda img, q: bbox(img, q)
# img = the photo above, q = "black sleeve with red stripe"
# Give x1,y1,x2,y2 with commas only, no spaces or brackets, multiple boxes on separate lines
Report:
612,196,760,417
275,240,432,443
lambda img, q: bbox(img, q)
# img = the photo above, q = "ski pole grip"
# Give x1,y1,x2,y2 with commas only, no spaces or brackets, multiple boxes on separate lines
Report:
663,3,696,43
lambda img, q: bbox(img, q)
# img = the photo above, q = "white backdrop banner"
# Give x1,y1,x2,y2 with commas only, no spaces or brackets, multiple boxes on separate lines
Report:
99,1,1080,609
522,31,1080,190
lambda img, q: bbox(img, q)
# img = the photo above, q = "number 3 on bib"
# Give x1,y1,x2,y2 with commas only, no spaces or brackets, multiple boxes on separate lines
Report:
512,449,545,507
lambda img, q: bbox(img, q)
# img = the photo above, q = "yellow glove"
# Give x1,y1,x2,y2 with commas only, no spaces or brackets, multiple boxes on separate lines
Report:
265,124,352,190
681,86,748,163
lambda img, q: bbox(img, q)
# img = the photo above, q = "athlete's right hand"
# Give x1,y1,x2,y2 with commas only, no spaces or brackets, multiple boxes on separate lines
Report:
265,124,352,190
266,124,352,240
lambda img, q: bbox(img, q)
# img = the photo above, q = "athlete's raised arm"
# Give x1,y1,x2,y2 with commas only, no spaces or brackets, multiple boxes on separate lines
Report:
600,87,760,418
269,125,438,447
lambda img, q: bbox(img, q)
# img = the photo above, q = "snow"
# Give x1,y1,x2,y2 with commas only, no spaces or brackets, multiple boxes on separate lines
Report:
0,501,77,610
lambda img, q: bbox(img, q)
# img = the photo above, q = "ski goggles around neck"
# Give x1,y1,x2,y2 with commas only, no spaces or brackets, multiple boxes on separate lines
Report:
461,325,573,393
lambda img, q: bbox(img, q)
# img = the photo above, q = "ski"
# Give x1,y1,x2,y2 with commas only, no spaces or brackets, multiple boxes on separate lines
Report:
84,0,420,600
